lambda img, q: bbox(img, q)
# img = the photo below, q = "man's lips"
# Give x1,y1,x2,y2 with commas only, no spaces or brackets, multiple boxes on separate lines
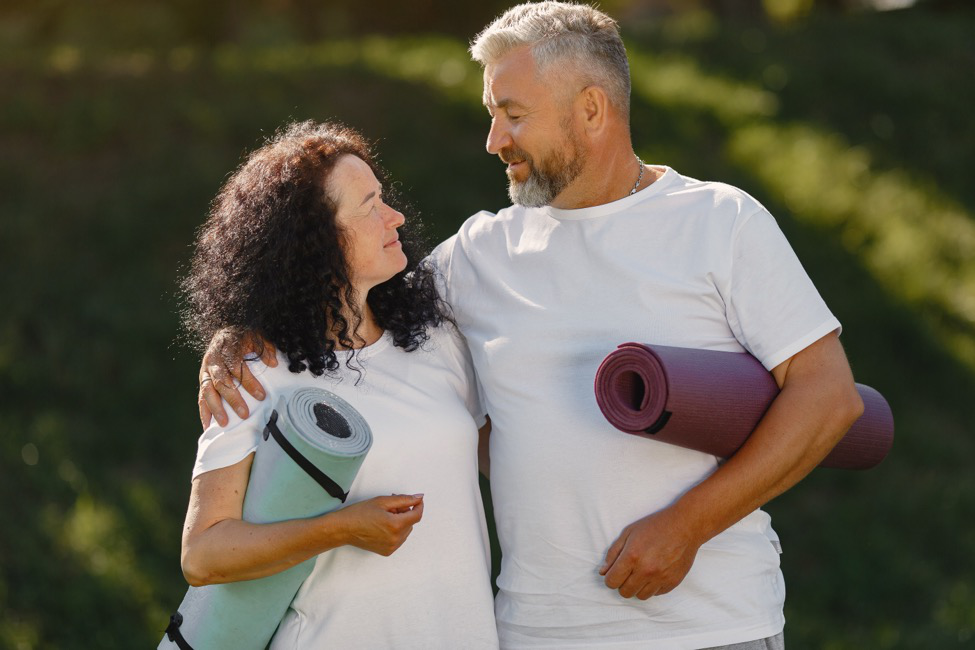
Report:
384,237,401,248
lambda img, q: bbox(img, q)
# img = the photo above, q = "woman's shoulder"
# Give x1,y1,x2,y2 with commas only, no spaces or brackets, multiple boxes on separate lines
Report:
192,353,305,480
412,321,468,360
247,349,325,389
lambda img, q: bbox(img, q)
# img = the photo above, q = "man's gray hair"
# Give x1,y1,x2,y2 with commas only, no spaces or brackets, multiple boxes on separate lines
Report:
470,1,631,119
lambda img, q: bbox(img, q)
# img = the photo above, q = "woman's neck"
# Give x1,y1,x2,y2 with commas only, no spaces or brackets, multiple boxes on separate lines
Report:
333,301,383,350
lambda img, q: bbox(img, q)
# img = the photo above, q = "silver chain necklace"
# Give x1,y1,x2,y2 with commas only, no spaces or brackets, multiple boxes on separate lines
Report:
628,155,645,196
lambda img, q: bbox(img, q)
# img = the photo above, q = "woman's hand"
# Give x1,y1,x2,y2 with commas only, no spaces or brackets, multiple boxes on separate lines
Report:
183,460,426,585
331,494,425,556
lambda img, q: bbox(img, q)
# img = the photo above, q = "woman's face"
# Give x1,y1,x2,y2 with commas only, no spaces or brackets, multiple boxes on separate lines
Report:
328,155,408,294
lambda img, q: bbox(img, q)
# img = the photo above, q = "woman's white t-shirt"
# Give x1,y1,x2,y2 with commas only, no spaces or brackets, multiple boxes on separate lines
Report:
192,325,499,649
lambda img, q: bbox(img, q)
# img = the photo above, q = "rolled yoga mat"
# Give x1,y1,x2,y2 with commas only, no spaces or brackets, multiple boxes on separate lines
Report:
594,343,893,470
160,387,373,650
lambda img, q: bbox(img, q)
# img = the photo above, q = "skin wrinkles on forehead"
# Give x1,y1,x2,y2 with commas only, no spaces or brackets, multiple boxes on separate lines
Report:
484,56,579,108
482,46,544,113
328,161,383,220
483,58,584,135
483,91,531,113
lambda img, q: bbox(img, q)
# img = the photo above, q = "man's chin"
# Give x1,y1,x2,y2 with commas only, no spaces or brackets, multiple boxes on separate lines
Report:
509,181,553,208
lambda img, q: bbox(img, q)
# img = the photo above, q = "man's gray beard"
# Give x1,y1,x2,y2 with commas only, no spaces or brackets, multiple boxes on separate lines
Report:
508,145,584,208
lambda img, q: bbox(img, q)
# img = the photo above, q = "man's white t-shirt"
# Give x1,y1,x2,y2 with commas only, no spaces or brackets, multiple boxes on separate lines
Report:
192,325,499,649
431,166,840,649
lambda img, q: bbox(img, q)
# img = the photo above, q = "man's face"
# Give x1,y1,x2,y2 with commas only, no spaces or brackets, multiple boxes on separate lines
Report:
482,46,586,208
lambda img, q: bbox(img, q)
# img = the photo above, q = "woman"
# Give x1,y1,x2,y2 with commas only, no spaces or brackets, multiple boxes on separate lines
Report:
177,120,498,648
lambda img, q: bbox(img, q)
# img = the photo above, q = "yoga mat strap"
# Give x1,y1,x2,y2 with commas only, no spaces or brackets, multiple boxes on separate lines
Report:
643,410,672,435
263,410,349,503
165,612,194,650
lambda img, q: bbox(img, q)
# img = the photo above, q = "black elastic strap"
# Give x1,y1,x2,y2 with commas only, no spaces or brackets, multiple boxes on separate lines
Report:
642,410,672,435
263,410,349,502
165,612,194,650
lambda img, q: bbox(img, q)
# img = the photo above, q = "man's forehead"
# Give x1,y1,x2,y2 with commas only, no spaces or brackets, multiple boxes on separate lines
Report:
482,91,529,111
482,49,542,109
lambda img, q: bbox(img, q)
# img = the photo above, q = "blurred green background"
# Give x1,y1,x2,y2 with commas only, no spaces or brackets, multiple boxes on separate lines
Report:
2,0,973,648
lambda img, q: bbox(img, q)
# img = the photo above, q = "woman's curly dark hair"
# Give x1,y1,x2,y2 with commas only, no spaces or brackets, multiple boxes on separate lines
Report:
180,120,449,376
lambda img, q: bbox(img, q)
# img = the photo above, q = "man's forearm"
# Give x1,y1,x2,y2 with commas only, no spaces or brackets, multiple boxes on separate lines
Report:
669,366,864,547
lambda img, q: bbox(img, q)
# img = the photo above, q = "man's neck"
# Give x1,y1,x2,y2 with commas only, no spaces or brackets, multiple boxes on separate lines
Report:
549,144,657,210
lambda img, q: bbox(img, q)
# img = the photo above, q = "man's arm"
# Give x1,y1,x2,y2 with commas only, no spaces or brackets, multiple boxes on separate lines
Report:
600,331,864,600
478,416,492,478
198,329,278,427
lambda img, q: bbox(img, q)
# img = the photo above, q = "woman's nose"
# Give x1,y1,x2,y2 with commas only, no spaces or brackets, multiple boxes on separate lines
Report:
385,204,405,229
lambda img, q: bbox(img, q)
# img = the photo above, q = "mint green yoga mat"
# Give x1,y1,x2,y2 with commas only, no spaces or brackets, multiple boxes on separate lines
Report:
159,387,372,650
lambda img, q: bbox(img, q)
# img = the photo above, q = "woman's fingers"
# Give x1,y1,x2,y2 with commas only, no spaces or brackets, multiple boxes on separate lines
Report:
342,494,425,556
380,493,425,515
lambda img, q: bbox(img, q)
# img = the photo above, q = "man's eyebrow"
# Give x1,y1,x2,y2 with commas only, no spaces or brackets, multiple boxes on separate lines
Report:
483,97,528,111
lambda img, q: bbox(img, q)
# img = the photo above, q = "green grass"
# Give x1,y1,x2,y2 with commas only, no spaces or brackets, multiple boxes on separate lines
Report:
1,7,973,649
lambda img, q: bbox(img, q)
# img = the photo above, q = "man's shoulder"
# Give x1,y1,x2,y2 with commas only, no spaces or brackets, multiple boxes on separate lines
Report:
433,206,524,259
458,206,523,237
667,171,764,212
666,171,768,220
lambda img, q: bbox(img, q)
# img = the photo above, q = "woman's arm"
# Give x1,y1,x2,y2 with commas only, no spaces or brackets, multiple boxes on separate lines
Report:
180,454,425,586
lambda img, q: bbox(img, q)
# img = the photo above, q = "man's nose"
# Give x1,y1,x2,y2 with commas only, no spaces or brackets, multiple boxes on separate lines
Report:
486,117,512,155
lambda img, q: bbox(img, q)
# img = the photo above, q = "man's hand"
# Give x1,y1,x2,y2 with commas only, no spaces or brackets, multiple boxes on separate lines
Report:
199,329,278,428
599,506,701,600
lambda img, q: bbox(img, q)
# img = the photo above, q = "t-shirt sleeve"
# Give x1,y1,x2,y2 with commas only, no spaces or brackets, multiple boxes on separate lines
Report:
425,233,459,308
725,208,841,370
445,323,487,428
191,362,274,480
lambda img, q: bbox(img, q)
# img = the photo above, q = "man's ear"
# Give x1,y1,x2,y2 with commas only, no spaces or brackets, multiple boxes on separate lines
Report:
577,85,610,136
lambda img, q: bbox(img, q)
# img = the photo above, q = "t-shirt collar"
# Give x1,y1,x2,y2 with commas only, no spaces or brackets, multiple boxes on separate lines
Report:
540,165,678,221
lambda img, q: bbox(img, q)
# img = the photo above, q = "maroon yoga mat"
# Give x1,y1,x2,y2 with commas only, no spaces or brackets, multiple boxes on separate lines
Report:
594,343,893,470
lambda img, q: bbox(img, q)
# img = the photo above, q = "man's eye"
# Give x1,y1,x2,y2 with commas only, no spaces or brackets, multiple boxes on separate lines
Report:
508,114,521,121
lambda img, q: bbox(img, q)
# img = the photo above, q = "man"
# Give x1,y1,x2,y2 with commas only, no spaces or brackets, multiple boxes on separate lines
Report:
200,3,863,648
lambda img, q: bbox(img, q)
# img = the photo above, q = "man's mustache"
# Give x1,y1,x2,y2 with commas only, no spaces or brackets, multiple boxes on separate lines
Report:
499,147,533,166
